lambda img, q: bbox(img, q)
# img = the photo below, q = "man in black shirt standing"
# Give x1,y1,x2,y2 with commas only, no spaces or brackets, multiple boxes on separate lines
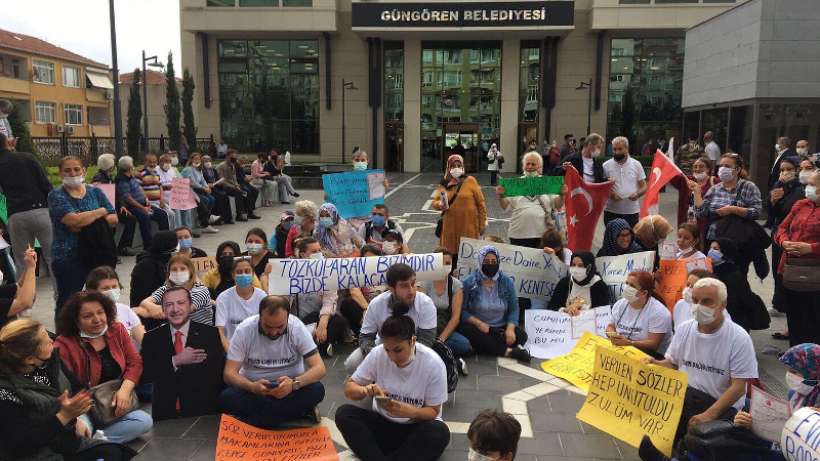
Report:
0,132,53,280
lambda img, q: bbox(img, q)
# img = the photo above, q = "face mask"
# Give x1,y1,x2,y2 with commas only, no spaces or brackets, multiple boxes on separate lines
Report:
683,286,693,304
786,371,807,391
622,285,639,303
371,214,386,228
319,217,334,228
806,185,818,202
353,161,368,171
468,448,497,461
281,221,293,232
160,164,171,172
775,144,782,152
293,214,304,226
591,148,602,158
481,263,499,278
235,274,253,288
693,172,707,182
178,238,193,250
799,171,814,185
569,266,588,282
169,271,190,286
79,324,109,339
797,148,809,156
382,242,398,255
718,166,735,182
171,157,179,166
450,167,464,178
309,252,324,261
780,171,796,183
524,171,539,177
707,248,724,264
679,246,693,254
205,162,213,169
693,303,716,325
62,176,84,188
246,243,263,255
614,153,626,162
102,288,121,303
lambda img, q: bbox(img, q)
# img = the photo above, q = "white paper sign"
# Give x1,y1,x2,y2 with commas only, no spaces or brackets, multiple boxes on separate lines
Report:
457,238,567,300
268,253,448,295
750,386,791,443
367,172,386,200
781,407,820,461
596,251,656,300
524,306,611,359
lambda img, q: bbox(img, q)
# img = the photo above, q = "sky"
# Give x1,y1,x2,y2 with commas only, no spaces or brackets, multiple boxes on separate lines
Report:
1,0,181,74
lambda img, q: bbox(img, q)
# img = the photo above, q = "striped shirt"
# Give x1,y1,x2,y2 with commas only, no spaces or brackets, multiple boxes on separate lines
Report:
150,283,214,326
139,168,162,202
694,179,762,239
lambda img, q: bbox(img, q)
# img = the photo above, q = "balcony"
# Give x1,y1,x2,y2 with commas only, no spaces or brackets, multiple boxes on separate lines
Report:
180,0,337,33
590,0,745,30
0,75,30,96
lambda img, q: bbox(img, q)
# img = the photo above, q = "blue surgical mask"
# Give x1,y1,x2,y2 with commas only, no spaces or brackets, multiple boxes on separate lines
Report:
235,274,253,288
371,214,386,228
179,238,193,250
282,221,293,232
319,217,334,228
353,161,368,171
708,249,724,264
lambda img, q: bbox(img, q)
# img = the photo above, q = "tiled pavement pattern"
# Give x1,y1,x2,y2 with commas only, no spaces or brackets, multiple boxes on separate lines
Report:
29,172,789,460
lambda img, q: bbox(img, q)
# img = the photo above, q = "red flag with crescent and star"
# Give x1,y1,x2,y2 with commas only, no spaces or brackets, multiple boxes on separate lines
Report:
640,149,684,218
564,166,613,252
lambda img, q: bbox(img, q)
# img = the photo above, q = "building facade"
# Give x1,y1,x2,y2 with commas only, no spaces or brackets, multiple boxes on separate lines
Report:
119,69,183,141
0,28,114,138
180,0,745,173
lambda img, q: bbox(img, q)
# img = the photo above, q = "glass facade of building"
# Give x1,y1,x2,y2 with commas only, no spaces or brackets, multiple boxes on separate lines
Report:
217,39,319,153
607,38,684,157
519,42,540,160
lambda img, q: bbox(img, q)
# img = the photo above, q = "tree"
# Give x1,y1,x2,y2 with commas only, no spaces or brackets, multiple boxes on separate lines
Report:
181,68,197,149
126,68,143,156
164,51,181,152
8,102,34,154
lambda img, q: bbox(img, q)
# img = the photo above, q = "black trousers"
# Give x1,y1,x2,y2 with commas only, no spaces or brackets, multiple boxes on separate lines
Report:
117,210,138,250
339,298,365,336
457,323,527,356
210,189,233,223
490,170,498,186
676,386,738,444
784,287,820,347
218,186,249,216
300,311,349,344
604,211,639,228
509,237,543,323
335,404,450,461
240,183,258,212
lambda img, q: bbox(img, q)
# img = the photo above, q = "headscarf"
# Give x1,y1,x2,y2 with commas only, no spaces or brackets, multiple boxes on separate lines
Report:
476,245,501,281
216,241,241,280
570,251,599,286
442,154,465,187
314,203,341,252
779,343,820,410
713,238,740,264
633,215,672,250
598,219,642,257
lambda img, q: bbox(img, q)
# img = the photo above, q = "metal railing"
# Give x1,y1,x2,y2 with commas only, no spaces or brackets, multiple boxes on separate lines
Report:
30,134,216,166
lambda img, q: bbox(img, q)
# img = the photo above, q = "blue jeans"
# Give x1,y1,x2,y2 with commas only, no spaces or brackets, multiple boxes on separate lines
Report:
79,409,153,444
445,332,472,357
52,257,89,315
218,382,325,429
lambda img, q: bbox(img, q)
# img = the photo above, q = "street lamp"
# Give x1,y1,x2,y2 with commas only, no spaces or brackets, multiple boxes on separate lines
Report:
141,51,164,153
341,79,358,164
108,0,123,156
576,78,593,135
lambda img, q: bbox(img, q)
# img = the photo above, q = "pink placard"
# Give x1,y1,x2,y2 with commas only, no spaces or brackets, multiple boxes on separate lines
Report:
97,184,116,209
169,178,197,210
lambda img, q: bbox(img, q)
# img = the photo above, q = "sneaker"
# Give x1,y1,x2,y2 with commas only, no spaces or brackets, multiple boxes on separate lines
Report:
508,346,531,362
280,201,291,205
209,215,221,224
307,407,321,425
292,192,300,198
768,307,785,318
236,214,248,222
201,226,219,234
457,358,468,376
248,214,261,220
326,343,334,357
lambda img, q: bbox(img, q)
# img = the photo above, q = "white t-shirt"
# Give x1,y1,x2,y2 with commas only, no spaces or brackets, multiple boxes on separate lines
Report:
361,291,438,341
116,303,142,331
665,318,758,410
705,141,721,162
603,157,646,215
227,314,317,382
582,156,595,183
504,193,553,239
157,167,180,205
610,297,672,354
216,287,268,340
351,343,448,424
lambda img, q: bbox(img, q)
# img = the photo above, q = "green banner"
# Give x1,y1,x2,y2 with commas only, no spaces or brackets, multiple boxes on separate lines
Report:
0,193,6,224
498,176,564,197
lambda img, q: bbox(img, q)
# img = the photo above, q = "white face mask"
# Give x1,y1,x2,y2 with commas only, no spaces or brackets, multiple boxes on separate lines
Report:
786,371,807,391
309,252,324,261
679,246,693,255
0,269,4,285
683,286,693,304
353,161,368,171
62,176,84,188
718,166,735,182
799,170,814,185
693,303,717,325
102,288,121,303
160,163,171,172
171,157,179,166
169,271,190,286
693,172,707,182
450,167,464,178
523,171,539,178
382,241,398,255
569,266,588,282
775,144,782,152
622,284,640,303
246,243,264,255
797,148,809,156
591,148,602,158
79,324,109,339
468,448,497,461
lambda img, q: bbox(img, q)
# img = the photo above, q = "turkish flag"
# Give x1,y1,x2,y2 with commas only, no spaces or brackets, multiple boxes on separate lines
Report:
564,166,613,252
640,149,684,218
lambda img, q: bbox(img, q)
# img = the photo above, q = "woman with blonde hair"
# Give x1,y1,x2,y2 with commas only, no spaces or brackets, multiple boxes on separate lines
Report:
136,253,215,326
495,152,555,249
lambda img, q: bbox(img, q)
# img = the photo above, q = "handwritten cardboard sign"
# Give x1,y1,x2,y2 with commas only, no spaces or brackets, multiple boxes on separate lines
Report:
541,332,648,393
524,307,611,359
750,386,791,443
781,407,820,461
268,253,448,295
169,177,197,210
596,251,656,301
216,414,338,461
322,169,386,218
498,175,563,197
656,259,712,310
457,237,567,300
577,347,687,457
191,256,217,277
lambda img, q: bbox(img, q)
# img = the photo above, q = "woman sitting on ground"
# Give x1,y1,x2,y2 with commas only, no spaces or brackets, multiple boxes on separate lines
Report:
201,241,263,299
137,254,215,326
85,266,145,345
597,218,642,257
606,271,672,358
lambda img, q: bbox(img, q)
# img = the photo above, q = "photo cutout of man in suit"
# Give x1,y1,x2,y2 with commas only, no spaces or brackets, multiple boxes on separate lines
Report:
141,286,225,420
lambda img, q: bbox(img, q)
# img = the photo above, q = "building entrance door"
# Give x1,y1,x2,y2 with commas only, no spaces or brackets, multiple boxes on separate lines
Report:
442,123,480,173
384,123,404,172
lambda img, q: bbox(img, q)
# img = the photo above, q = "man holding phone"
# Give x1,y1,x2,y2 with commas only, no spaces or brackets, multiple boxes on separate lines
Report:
219,295,326,429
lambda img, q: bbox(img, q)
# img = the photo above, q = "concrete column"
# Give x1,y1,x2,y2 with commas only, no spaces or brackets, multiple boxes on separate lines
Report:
500,39,521,174
403,39,421,172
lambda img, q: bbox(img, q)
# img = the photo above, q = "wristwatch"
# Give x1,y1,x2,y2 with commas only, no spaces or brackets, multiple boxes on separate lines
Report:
292,379,301,391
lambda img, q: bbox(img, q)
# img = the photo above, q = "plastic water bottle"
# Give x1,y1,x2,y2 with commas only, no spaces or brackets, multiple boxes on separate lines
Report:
92,430,107,441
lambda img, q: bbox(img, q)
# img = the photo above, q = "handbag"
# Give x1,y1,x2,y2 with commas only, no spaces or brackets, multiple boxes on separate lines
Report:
435,181,465,238
82,344,139,427
783,256,820,291
713,180,772,250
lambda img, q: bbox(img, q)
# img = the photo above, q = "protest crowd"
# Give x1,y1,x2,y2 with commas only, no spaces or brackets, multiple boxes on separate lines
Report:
0,107,818,461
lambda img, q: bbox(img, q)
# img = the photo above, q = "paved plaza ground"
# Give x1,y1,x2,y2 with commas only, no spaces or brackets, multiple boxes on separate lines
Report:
29,173,790,461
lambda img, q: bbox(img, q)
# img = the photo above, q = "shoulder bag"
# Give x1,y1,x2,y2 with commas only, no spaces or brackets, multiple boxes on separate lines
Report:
435,181,465,238
782,204,820,291
713,180,771,250
82,342,139,427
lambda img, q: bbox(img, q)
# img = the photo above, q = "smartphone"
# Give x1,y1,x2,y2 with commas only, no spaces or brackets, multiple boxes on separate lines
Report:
265,381,279,389
375,396,391,407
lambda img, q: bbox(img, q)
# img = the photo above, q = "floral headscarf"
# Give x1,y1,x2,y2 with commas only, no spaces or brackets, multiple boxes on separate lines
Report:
443,154,465,187
779,343,820,411
313,203,341,252
476,245,501,281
